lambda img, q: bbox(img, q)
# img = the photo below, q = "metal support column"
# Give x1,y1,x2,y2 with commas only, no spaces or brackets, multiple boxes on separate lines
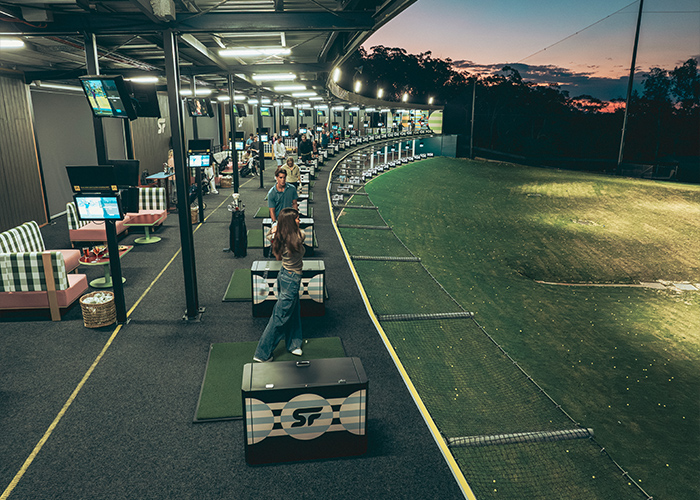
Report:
228,74,239,193
163,29,202,321
256,86,265,188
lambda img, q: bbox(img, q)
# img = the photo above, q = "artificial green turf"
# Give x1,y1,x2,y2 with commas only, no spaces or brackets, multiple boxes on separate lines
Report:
222,268,251,301
453,440,641,500
247,229,264,248
194,337,346,421
350,157,700,499
339,227,413,258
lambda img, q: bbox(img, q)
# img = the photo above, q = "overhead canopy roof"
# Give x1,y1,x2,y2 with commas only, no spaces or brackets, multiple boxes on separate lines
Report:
0,0,418,101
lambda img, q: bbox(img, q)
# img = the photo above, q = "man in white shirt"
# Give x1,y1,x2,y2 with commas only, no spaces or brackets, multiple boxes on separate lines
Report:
273,136,287,166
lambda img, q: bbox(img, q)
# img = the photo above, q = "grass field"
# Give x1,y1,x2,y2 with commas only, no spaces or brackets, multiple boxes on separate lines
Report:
341,157,700,499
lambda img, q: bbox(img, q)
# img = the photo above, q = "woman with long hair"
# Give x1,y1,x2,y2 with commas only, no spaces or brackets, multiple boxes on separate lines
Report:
253,208,305,362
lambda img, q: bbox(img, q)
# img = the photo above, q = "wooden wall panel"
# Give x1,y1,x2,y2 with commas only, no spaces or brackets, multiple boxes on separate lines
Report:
0,73,47,232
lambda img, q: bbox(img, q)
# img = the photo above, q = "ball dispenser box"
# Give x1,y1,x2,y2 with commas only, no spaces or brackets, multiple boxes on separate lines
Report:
242,357,368,465
251,260,325,317
262,217,314,257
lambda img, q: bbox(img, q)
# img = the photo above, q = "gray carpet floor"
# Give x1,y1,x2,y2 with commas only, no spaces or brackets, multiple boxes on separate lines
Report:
0,147,465,499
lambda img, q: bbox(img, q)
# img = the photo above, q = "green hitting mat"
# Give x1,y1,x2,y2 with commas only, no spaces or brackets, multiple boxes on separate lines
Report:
254,206,268,218
193,337,346,422
222,268,251,302
247,229,264,248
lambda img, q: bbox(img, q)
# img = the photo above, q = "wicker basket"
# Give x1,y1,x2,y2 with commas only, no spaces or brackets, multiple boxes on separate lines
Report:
220,177,232,188
80,291,116,328
191,205,199,224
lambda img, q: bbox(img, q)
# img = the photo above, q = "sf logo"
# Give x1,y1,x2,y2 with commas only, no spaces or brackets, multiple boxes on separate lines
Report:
282,394,333,440
291,407,323,427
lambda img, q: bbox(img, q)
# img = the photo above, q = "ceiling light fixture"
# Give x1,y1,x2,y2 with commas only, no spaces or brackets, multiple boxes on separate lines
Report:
220,47,291,57
252,73,296,82
127,76,159,84
274,84,306,92
180,88,212,96
0,38,24,49
291,92,316,98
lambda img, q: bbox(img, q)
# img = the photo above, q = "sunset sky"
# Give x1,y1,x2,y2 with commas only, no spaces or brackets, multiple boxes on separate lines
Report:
363,0,700,100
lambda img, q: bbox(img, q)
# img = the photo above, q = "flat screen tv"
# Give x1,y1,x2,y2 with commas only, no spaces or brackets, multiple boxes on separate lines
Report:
187,97,214,117
317,110,326,116
303,109,312,117
260,107,271,117
281,129,289,137
107,159,140,187
260,133,269,142
282,108,294,117
127,83,161,118
74,193,125,221
299,128,307,134
334,111,342,117
235,140,245,151
188,153,210,167
79,75,137,120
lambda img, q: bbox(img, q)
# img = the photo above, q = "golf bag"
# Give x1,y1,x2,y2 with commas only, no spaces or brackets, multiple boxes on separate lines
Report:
229,209,247,257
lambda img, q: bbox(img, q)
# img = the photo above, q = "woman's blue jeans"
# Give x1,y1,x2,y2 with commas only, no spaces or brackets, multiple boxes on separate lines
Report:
254,268,303,361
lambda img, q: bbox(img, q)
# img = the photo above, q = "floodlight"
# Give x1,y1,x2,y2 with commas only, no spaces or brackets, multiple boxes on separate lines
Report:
377,88,384,99
332,68,341,83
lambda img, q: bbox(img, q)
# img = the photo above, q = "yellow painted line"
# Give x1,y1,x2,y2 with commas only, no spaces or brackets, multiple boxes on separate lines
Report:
2,191,243,499
326,150,477,500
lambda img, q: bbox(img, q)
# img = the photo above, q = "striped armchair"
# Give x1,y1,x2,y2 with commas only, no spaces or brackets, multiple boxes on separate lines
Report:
0,251,88,320
0,221,80,273
129,187,167,226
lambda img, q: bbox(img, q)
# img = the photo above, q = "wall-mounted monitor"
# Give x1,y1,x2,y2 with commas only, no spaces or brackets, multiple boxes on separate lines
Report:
234,103,247,117
235,140,245,151
260,133,269,142
187,98,214,117
316,126,323,132
282,108,294,117
334,111,342,117
303,109,312,117
317,110,326,116
260,107,271,117
127,83,161,118
188,153,211,167
74,193,125,221
281,129,289,137
79,75,137,120
299,128,307,134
